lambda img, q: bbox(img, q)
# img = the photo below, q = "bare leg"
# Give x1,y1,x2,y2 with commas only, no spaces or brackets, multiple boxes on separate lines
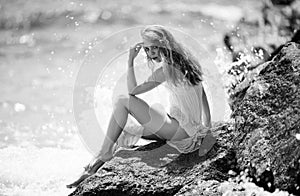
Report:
66,96,130,188
67,95,189,188
198,129,216,156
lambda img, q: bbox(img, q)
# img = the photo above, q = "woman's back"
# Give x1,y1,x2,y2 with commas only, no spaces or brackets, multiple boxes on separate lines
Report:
164,80,204,137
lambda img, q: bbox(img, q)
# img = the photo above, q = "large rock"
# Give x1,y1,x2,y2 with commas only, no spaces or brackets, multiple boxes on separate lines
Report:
231,42,300,194
69,43,300,195
69,123,237,196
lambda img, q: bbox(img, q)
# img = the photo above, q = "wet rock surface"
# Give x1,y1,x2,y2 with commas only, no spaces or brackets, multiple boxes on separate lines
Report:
231,42,300,194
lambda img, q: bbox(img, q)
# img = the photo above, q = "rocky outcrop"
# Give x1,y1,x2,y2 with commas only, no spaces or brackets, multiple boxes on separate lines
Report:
69,42,300,196
69,123,237,196
230,42,300,194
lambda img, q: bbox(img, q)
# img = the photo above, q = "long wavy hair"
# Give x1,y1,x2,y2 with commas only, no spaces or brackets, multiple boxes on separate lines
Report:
140,25,203,86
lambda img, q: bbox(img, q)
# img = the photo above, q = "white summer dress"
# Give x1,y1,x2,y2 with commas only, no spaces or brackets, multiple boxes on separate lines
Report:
164,80,210,153
116,67,210,154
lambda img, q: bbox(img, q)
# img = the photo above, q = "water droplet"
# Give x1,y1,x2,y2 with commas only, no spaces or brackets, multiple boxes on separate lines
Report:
14,103,26,112
57,127,65,132
19,35,29,44
228,170,236,176
267,182,272,188
101,10,112,20
69,71,74,77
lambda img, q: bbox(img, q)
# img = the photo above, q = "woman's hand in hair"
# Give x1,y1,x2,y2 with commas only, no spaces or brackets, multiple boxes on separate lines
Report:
129,42,143,63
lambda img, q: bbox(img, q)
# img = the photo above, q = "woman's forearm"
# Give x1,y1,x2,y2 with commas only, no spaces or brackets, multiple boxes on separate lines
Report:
202,88,212,127
203,103,211,127
130,81,160,95
127,59,137,93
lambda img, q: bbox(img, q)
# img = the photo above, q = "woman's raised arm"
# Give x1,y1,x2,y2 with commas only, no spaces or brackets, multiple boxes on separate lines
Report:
127,59,137,93
127,43,143,93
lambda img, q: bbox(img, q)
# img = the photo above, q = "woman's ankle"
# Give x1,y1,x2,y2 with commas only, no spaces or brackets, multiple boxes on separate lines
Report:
95,152,113,162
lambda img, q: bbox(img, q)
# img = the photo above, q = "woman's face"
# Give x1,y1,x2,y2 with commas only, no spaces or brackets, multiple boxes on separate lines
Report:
142,38,162,63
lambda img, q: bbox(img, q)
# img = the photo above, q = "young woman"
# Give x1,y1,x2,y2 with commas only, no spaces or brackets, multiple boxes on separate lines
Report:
67,25,216,188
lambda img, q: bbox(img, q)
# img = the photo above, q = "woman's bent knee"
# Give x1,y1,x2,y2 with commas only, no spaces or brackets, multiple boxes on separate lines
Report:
113,94,129,108
114,94,137,106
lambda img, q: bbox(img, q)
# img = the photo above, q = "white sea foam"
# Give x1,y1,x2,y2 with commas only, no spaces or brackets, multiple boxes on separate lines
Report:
0,141,91,196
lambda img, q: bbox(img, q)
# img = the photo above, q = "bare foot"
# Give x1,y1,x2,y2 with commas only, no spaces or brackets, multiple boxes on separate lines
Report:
198,131,216,156
66,159,107,189
87,159,106,174
66,172,91,188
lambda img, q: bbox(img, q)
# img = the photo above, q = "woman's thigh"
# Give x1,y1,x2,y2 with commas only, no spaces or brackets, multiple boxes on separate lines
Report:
118,95,189,141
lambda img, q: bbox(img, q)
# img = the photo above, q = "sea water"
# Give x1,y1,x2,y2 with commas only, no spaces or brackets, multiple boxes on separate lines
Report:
0,85,170,196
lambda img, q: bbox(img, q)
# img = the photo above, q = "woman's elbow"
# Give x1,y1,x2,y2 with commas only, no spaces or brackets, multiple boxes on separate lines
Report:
128,89,136,96
129,87,138,96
